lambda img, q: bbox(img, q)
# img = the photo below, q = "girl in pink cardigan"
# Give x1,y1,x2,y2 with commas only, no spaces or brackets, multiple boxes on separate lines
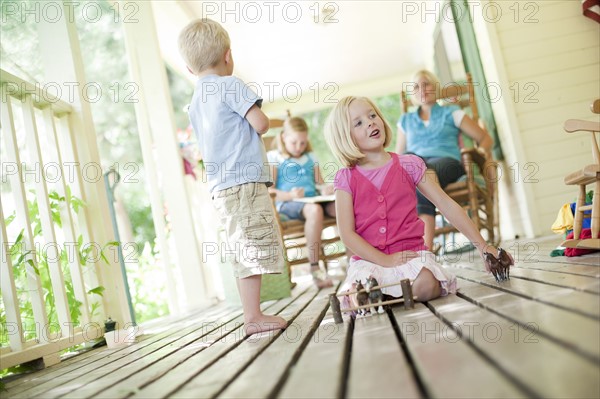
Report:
324,96,513,303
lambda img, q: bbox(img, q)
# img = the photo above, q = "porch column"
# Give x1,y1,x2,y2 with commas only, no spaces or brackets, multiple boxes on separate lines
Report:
118,0,213,310
36,2,131,325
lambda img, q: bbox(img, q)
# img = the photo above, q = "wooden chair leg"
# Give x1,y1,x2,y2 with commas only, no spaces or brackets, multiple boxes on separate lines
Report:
573,184,587,240
592,180,600,240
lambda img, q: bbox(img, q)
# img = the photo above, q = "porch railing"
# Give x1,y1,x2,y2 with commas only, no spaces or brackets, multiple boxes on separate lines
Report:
1,69,106,369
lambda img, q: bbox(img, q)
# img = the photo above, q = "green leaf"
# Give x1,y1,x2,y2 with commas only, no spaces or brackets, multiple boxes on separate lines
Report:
14,229,24,245
5,212,16,226
51,211,62,227
48,191,61,201
27,259,39,275
87,286,105,296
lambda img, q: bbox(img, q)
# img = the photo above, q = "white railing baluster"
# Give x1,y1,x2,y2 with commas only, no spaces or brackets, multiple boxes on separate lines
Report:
42,107,91,326
20,95,72,336
0,91,49,343
0,197,25,351
55,115,102,322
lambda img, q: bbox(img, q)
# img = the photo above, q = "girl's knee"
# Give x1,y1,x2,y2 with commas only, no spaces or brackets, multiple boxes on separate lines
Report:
412,270,442,302
304,203,324,220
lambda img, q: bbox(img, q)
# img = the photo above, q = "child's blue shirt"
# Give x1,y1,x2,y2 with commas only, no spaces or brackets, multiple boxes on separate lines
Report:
267,150,318,197
188,74,270,193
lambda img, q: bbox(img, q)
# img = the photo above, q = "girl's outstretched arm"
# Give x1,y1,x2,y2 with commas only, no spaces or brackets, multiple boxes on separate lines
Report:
335,190,417,267
417,170,498,260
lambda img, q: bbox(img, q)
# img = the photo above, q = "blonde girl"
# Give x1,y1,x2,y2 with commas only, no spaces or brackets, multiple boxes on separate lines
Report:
267,117,336,288
325,96,511,303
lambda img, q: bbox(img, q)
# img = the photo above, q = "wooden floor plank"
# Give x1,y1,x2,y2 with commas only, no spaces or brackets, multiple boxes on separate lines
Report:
511,261,600,278
347,313,421,398
277,310,351,398
91,310,247,399
2,303,234,395
457,280,600,362
448,262,600,294
514,239,600,267
445,265,600,319
219,286,337,398
391,303,527,398
429,294,600,398
128,290,307,399
169,287,319,398
62,309,247,398
4,305,238,398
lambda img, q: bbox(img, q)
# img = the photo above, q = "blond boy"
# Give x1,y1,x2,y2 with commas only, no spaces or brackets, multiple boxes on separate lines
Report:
179,19,286,335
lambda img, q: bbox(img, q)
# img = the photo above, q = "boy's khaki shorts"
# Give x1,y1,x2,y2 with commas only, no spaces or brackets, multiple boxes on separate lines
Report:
212,182,284,279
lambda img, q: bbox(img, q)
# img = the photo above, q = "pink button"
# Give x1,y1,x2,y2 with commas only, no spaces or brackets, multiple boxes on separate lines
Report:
377,195,384,203
379,227,386,234
379,213,386,219
378,244,385,249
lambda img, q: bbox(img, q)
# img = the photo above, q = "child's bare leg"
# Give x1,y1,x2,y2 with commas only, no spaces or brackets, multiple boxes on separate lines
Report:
303,204,333,288
412,268,442,302
303,203,324,265
237,275,287,336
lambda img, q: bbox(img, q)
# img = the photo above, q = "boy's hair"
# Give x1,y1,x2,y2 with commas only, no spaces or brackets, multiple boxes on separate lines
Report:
275,117,313,158
410,69,441,106
178,18,231,75
325,96,392,167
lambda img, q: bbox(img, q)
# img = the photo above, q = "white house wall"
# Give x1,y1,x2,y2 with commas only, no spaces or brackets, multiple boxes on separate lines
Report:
473,0,600,238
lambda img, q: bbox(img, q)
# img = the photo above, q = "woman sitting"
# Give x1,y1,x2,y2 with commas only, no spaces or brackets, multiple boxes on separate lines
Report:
396,70,493,251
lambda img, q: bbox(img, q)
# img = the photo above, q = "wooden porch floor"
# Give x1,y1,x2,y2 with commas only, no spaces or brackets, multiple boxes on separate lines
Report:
2,236,599,398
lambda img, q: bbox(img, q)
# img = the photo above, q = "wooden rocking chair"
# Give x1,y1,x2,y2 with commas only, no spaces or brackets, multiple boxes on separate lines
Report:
561,99,600,250
401,73,500,247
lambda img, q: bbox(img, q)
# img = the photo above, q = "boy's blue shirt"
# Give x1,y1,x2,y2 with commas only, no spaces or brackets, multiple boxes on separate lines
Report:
188,74,270,193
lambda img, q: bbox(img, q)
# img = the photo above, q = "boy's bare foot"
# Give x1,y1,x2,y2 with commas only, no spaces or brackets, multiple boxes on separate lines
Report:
244,314,287,336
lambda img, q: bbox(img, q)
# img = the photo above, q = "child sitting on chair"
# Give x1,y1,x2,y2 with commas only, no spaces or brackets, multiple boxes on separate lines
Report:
324,96,513,305
267,117,336,288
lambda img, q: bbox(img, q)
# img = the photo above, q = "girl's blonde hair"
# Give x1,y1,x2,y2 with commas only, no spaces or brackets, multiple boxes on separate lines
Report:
178,18,231,75
410,69,441,106
324,96,392,167
275,117,313,158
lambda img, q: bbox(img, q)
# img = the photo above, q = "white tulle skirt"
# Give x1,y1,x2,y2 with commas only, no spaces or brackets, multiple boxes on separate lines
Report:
340,251,457,309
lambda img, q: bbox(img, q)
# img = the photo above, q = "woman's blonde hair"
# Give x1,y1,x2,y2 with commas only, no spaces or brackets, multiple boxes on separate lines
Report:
410,69,441,106
324,96,392,167
178,18,231,75
275,117,313,158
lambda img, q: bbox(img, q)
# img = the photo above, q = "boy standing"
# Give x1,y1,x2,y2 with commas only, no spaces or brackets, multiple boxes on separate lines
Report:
179,18,287,336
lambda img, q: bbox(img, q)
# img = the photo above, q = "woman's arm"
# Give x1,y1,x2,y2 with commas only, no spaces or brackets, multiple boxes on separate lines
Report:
459,115,493,155
336,190,417,267
417,170,497,262
395,125,407,154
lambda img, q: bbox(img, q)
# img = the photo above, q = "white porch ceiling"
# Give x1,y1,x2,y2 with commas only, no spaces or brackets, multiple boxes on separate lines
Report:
152,1,439,114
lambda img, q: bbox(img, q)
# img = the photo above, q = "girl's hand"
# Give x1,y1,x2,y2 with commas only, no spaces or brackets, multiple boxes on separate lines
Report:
290,187,305,199
385,251,419,267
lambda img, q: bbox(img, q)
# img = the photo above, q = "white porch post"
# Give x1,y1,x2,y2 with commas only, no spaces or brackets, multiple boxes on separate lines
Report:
36,1,131,325
118,0,212,310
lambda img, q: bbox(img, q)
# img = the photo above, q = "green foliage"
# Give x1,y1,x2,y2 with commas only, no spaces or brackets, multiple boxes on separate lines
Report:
0,189,110,349
0,0,43,81
127,241,170,323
